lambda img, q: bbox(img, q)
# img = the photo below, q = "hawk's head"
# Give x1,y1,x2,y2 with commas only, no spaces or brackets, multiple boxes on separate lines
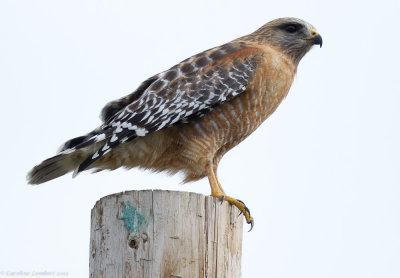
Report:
251,17,322,65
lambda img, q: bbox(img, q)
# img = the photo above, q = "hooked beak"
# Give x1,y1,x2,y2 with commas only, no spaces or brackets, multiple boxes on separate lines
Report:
304,29,323,48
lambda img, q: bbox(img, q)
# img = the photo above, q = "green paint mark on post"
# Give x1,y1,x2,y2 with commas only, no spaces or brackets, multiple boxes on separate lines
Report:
119,201,147,233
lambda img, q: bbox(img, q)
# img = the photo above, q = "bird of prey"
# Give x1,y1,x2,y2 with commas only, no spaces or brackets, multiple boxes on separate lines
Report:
27,17,322,229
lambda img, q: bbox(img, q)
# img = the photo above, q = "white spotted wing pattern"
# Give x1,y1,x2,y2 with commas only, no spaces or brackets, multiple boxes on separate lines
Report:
64,42,260,173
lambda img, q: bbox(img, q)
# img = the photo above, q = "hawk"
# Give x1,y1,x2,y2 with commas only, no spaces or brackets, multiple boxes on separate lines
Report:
28,17,322,229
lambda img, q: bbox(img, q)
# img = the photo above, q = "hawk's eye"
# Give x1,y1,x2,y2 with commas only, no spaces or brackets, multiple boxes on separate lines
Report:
285,24,298,33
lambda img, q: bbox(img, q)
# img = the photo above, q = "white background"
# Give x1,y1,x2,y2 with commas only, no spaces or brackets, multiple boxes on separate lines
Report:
1,0,399,277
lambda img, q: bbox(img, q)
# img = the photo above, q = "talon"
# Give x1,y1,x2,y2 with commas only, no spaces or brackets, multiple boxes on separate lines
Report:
248,219,254,232
240,202,254,231
238,210,243,217
220,195,225,204
242,207,254,231
244,205,251,216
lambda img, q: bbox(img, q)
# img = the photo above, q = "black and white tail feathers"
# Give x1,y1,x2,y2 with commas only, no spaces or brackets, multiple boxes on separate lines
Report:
27,76,159,185
27,132,108,185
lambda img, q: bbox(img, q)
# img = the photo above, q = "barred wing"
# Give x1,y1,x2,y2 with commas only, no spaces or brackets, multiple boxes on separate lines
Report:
76,42,261,173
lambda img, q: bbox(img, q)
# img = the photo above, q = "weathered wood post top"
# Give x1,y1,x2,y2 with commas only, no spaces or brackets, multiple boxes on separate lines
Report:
90,190,243,277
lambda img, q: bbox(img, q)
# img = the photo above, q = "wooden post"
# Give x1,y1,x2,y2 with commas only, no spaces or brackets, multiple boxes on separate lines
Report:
89,190,243,277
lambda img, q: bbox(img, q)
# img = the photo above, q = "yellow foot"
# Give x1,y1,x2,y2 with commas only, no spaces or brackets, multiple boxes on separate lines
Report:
214,194,254,231
205,163,254,230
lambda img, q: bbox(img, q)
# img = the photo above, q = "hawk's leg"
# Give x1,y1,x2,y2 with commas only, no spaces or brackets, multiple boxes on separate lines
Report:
206,163,254,230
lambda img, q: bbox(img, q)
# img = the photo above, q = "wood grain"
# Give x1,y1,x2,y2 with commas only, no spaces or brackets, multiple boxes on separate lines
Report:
89,190,243,278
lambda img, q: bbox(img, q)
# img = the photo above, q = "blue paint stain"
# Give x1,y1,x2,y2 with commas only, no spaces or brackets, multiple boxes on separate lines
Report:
119,201,147,233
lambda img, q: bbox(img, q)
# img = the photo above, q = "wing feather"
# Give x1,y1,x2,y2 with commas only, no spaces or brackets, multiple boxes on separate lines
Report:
75,42,262,173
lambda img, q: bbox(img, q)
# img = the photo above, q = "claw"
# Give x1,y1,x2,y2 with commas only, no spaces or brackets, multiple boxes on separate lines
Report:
243,208,254,231
248,219,254,232
244,205,251,216
233,199,254,231
211,194,254,231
